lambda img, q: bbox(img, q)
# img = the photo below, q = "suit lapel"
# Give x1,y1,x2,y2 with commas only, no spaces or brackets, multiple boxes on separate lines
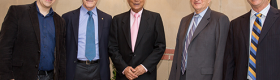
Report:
240,11,251,52
122,11,132,49
72,8,80,46
97,8,104,42
259,7,280,43
29,2,40,47
176,14,193,72
53,13,60,46
179,14,193,56
134,9,150,49
191,8,211,42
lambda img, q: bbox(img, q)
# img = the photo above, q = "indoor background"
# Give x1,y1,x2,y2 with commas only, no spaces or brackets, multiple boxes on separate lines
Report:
0,0,279,80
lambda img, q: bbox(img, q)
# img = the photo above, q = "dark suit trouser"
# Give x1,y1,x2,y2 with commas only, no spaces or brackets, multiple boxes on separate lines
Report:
180,70,187,80
74,62,100,80
37,71,54,80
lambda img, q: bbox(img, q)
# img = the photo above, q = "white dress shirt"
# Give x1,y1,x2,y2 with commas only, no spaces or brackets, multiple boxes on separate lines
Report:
247,4,270,80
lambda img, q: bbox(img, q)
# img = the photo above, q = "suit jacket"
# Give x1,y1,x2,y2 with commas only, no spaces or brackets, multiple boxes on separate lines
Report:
62,7,112,80
169,8,230,80
0,2,66,80
223,6,280,80
109,9,166,80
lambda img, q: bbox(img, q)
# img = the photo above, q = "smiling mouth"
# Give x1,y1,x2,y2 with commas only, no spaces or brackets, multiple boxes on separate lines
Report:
194,2,201,5
86,0,93,2
46,0,53,2
133,3,140,5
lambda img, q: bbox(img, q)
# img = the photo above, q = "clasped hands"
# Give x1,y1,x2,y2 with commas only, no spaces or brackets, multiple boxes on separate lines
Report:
124,65,146,80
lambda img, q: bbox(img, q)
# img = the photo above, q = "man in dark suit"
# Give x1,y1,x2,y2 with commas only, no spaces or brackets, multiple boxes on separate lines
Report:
109,0,166,80
62,0,112,80
169,0,230,80
223,0,280,80
0,0,66,80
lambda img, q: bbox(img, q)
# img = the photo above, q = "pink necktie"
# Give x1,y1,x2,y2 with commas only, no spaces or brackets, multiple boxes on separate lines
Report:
131,13,140,52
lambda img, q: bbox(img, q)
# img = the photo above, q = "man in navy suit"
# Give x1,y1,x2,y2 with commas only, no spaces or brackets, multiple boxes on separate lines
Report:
62,0,112,80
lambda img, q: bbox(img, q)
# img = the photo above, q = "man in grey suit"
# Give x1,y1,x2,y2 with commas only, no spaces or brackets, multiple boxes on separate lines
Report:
169,0,229,80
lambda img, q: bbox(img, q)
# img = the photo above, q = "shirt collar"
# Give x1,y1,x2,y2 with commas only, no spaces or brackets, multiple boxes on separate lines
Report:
130,8,144,17
194,7,209,18
80,5,98,16
250,4,270,18
35,1,54,17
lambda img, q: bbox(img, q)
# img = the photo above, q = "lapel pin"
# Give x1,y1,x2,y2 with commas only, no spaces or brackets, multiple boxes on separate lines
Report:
102,18,103,20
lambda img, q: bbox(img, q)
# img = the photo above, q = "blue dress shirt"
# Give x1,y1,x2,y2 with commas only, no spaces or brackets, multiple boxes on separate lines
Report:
77,5,99,61
36,3,55,71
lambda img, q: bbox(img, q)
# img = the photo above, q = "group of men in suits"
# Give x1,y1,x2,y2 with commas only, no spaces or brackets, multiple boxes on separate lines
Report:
0,0,165,80
0,0,279,80
169,0,280,80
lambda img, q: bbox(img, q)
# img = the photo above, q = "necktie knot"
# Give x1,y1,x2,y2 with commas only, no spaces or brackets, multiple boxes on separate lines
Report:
87,11,93,16
134,13,140,18
255,13,262,18
193,14,200,25
194,14,199,18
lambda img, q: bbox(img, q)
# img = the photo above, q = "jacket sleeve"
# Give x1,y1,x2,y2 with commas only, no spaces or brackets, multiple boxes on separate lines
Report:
168,17,185,80
0,6,18,80
222,19,235,80
141,13,166,73
212,15,230,80
108,16,129,74
58,17,67,80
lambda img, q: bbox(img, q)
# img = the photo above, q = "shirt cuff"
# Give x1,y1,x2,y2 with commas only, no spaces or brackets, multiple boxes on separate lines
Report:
141,64,148,72
122,67,127,74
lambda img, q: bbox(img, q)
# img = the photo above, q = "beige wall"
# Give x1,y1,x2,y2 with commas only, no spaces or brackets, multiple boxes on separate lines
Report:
0,0,279,48
0,0,279,80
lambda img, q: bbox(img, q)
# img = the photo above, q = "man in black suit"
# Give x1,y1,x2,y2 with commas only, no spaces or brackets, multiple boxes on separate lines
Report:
109,0,166,80
0,0,66,80
62,0,112,80
223,0,280,80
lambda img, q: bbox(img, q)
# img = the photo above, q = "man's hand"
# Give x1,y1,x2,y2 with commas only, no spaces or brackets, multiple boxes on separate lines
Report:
134,65,146,76
11,79,14,80
124,66,138,80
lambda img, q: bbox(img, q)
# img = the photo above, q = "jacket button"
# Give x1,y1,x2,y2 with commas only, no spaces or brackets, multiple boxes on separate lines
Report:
38,50,40,53
74,61,76,63
35,65,38,68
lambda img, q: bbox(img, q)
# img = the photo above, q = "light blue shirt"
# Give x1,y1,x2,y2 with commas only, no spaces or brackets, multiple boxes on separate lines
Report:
186,7,208,35
77,5,99,61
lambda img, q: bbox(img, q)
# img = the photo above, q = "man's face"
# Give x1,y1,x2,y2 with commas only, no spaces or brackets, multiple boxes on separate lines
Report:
37,0,56,8
247,0,269,8
190,0,210,13
128,0,145,13
82,0,98,10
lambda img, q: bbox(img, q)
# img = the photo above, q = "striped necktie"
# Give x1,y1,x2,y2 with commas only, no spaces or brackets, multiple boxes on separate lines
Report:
181,14,199,75
248,13,262,80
